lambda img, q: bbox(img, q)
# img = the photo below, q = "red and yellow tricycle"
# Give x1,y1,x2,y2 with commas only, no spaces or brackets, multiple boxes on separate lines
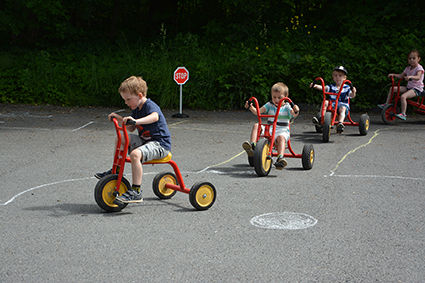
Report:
381,76,425,124
247,96,315,177
94,118,217,212
312,77,370,142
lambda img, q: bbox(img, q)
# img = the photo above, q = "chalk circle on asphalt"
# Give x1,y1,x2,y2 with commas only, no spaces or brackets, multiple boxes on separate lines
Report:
250,212,317,230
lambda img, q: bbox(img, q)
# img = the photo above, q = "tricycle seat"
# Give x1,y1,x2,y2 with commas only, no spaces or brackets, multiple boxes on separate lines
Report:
145,152,173,164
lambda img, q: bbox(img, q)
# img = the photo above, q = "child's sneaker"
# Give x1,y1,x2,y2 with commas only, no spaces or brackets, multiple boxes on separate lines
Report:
336,122,345,133
377,103,388,109
395,113,407,120
312,116,321,125
242,141,255,157
95,169,112,179
274,156,288,170
113,189,143,204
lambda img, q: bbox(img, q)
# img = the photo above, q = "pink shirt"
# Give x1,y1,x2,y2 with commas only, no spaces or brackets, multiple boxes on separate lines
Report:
404,64,424,92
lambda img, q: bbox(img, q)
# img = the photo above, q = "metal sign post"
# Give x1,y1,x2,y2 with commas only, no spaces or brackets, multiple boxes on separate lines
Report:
172,67,189,118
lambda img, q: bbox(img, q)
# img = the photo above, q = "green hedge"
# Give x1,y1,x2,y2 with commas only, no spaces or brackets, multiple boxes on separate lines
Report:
1,29,423,111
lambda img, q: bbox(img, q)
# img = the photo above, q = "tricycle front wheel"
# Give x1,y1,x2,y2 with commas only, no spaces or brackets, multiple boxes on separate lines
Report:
322,112,332,142
94,174,129,212
381,104,398,125
254,138,272,177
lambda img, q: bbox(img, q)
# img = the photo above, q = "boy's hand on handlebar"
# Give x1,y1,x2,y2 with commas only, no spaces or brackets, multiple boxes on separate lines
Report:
108,112,123,122
245,100,253,110
123,116,136,125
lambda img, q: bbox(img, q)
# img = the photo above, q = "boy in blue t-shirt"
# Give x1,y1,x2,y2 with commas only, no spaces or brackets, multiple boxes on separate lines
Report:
242,82,299,169
95,76,171,204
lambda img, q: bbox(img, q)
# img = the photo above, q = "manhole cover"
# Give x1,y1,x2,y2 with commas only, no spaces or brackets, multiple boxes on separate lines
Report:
250,212,317,230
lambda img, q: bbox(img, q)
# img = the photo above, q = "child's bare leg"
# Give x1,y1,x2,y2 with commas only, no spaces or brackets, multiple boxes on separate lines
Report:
250,123,259,142
113,148,144,204
400,89,416,114
276,135,286,157
274,135,288,170
130,149,143,186
338,107,346,123
385,88,393,104
243,123,259,157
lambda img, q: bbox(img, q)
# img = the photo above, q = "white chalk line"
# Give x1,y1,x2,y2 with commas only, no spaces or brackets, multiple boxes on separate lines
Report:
72,121,94,132
1,177,94,206
332,174,425,181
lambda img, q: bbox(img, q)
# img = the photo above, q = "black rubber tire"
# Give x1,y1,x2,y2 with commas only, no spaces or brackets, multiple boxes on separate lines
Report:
301,144,315,170
322,112,332,142
253,138,272,177
94,174,129,212
381,104,398,125
152,172,178,199
189,181,216,210
359,114,370,135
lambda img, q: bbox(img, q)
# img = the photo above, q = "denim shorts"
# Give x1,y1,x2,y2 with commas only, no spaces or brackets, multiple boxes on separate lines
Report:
407,88,424,97
129,134,169,162
331,101,349,116
415,89,425,97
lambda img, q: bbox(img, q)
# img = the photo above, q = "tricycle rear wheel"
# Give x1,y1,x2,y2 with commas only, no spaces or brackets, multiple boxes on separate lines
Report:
152,172,178,199
94,174,129,212
254,138,272,177
189,181,216,210
302,144,315,170
359,114,370,135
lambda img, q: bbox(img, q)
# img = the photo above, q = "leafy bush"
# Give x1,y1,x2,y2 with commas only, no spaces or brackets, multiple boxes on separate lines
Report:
1,21,424,112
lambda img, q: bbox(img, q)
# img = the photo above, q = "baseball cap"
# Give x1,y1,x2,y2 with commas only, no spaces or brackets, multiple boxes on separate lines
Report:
333,66,348,75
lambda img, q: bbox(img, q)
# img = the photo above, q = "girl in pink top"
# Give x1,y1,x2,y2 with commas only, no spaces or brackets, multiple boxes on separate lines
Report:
378,49,424,120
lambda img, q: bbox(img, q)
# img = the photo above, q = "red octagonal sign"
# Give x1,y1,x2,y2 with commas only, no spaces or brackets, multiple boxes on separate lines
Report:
174,67,189,85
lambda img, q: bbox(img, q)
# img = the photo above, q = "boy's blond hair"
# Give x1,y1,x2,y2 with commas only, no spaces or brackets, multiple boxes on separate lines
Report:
271,82,289,96
118,76,148,97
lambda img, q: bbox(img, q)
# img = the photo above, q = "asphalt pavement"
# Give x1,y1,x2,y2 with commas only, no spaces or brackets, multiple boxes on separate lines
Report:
1,103,425,282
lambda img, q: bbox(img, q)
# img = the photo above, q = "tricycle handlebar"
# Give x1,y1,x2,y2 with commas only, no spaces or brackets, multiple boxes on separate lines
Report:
110,116,136,126
312,77,354,90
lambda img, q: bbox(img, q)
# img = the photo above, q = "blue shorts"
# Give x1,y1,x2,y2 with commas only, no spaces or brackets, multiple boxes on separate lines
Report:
331,101,349,116
412,88,425,97
407,88,425,97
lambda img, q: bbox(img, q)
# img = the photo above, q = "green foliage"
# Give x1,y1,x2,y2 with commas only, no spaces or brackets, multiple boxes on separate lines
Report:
1,0,424,112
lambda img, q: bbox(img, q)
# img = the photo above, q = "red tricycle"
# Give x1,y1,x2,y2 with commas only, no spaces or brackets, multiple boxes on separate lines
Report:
381,76,425,124
312,77,370,142
247,96,314,177
94,118,217,212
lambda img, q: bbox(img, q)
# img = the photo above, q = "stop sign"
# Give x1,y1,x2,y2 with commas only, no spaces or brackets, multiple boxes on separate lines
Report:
174,67,189,85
